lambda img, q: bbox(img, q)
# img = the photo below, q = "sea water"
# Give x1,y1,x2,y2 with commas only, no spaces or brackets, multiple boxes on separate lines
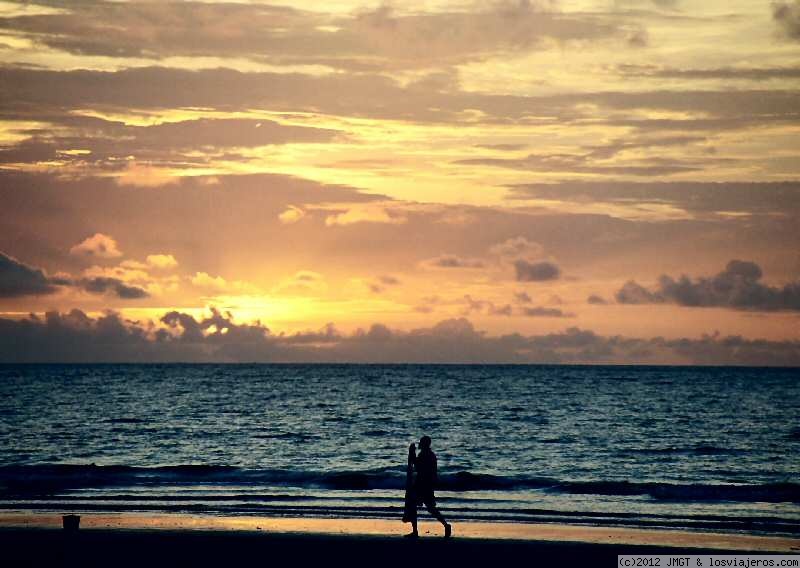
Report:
1,364,798,535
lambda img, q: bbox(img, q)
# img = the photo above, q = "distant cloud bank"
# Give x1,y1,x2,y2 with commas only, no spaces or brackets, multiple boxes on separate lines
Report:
0,309,798,366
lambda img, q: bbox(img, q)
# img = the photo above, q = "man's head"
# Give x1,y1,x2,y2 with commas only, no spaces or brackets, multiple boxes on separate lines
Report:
419,435,432,450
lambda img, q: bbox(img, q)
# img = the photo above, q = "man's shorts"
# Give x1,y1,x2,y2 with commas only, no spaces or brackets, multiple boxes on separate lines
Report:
415,487,436,508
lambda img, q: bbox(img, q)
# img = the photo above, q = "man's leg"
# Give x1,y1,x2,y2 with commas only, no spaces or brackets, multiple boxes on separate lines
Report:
425,501,452,537
405,505,419,537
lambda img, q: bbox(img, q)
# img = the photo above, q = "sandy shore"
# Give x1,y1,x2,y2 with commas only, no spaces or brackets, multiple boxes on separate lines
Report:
1,527,798,568
1,512,798,567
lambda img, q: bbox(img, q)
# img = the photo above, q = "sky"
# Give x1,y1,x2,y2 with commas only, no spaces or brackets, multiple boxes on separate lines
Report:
0,0,799,364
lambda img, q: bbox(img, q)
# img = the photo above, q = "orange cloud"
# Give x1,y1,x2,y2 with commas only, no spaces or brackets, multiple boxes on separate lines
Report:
324,203,407,227
114,162,178,188
69,233,122,259
273,270,327,295
279,205,306,224
191,271,253,294
146,254,178,269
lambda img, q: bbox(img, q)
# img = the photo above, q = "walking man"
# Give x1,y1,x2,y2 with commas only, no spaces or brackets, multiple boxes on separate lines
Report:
403,435,452,538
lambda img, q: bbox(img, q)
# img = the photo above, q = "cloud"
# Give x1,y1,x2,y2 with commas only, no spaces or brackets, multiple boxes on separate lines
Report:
774,1,800,40
466,295,571,317
456,135,710,177
0,251,148,299
463,295,512,317
514,291,533,303
514,260,561,281
0,1,628,70
69,233,122,259
324,204,408,227
368,275,401,294
146,254,178,269
114,162,179,188
0,252,59,297
627,28,649,47
273,270,327,295
615,260,800,311
191,272,229,292
4,66,800,131
0,114,341,176
78,277,149,299
490,237,544,259
191,272,254,294
1,309,799,366
377,275,400,286
423,254,485,269
475,143,528,152
520,306,573,317
120,260,148,270
279,206,306,224
616,64,800,80
507,181,800,219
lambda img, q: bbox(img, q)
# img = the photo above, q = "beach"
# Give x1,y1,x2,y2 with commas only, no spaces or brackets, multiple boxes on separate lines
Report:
2,513,799,568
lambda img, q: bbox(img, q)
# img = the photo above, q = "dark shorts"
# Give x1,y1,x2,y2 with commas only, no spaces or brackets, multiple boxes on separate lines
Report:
415,486,436,508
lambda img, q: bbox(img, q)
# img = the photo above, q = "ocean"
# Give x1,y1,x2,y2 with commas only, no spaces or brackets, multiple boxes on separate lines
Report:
1,364,798,535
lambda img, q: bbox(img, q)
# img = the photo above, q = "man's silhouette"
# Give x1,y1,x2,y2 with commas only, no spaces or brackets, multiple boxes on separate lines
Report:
403,435,452,538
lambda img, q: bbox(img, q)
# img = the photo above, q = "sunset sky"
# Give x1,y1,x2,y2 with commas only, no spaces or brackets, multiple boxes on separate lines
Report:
1,0,799,363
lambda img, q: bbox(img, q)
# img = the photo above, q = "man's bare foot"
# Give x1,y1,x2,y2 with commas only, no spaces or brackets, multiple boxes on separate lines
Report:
444,524,452,538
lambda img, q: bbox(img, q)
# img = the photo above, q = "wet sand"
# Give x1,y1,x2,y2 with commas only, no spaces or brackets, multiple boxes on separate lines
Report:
1,512,798,567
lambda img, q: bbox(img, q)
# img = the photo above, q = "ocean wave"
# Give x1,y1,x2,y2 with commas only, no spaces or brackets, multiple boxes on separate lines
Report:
627,444,747,456
0,465,797,503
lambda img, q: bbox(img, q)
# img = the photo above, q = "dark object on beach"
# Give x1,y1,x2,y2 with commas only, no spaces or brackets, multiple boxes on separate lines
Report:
403,436,452,538
63,514,80,532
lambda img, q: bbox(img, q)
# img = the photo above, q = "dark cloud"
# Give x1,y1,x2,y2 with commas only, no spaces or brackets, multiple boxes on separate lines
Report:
3,66,799,129
1,309,798,365
475,143,528,152
456,136,711,176
0,1,627,70
616,63,800,80
424,255,485,268
0,116,339,170
774,1,800,40
626,28,649,47
78,277,149,299
615,260,800,311
613,0,681,8
0,2,322,61
520,306,573,317
463,295,513,317
368,275,401,294
514,260,561,281
0,251,148,300
616,280,662,304
0,252,58,297
490,304,514,316
507,180,800,217
377,275,400,286
160,308,268,348
514,291,533,303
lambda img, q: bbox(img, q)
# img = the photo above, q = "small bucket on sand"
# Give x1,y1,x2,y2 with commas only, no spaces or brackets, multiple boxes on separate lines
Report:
62,514,80,532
